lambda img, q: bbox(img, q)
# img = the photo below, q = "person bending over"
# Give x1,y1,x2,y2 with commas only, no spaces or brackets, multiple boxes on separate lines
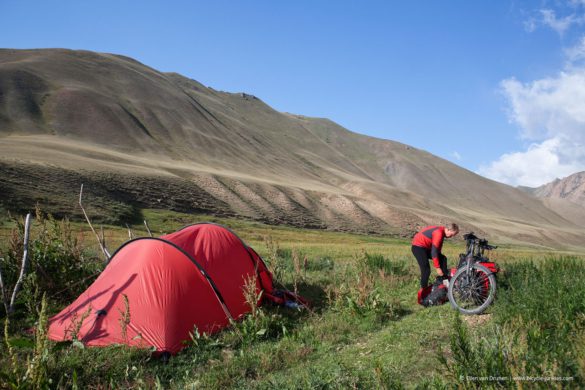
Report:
411,223,459,288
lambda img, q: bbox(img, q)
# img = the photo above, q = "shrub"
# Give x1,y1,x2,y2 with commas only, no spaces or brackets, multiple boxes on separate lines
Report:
0,208,101,318
228,275,290,348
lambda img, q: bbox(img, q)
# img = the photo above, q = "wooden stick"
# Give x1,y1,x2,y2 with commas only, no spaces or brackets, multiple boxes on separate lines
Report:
144,220,153,237
8,213,31,313
100,225,106,250
0,258,8,314
125,224,134,240
79,184,111,261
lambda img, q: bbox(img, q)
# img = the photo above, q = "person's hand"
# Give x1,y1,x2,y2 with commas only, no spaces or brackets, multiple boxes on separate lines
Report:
442,278,450,288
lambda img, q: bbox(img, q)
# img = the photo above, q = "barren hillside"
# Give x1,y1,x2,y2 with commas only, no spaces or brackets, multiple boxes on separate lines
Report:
1,48,583,248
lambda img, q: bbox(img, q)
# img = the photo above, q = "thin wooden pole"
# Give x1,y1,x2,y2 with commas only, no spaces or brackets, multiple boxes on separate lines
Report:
125,224,134,240
0,258,8,314
8,213,31,313
100,225,106,251
144,220,153,237
79,184,111,261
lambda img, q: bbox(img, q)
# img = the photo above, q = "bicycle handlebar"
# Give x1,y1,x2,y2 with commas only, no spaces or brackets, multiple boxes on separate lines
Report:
463,232,497,250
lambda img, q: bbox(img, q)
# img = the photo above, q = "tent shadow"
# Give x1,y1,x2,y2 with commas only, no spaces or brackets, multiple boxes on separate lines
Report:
295,281,328,311
51,284,115,325
274,281,328,312
82,274,138,342
49,274,138,344
276,280,414,322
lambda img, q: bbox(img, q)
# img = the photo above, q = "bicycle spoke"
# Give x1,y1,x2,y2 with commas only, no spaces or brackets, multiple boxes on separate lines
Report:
450,266,494,312
449,234,499,315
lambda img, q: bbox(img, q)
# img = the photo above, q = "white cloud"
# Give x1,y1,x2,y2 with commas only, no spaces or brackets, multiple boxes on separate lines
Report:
480,54,585,187
479,1,585,187
540,9,579,36
500,69,585,141
478,137,585,187
524,2,585,36
451,151,462,161
565,35,585,63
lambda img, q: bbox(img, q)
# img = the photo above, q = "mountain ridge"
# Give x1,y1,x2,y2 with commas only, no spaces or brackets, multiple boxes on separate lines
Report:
519,172,585,228
1,48,584,248
532,171,585,204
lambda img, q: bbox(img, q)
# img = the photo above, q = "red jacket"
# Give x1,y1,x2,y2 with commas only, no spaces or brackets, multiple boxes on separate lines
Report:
412,226,445,268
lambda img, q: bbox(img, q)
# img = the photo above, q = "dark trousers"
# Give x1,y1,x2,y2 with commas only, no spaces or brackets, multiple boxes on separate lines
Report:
412,245,448,288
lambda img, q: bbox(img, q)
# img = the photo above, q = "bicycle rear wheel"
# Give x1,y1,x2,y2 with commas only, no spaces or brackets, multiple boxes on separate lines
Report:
448,263,496,315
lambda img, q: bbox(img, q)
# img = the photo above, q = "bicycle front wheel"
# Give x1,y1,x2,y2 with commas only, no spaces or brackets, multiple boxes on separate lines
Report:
448,263,496,315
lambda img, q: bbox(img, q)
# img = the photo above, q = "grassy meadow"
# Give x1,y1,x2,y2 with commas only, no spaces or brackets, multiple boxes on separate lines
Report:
0,208,584,389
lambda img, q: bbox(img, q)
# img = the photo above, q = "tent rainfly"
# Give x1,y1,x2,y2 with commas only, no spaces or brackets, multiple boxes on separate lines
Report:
47,223,277,354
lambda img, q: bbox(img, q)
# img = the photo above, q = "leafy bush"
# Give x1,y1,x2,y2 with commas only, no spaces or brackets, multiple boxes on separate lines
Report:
0,208,102,318
229,275,290,347
231,309,289,348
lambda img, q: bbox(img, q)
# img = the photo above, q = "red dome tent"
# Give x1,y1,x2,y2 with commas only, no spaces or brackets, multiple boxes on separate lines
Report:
47,223,276,354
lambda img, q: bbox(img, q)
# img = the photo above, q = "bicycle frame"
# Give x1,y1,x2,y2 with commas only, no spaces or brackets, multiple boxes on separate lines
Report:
460,233,499,276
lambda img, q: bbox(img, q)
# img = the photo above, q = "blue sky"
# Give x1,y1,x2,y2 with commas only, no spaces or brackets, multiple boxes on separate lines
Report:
2,0,585,187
